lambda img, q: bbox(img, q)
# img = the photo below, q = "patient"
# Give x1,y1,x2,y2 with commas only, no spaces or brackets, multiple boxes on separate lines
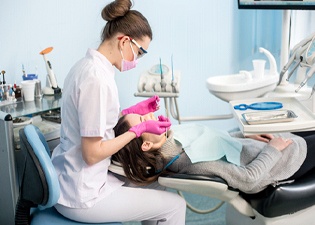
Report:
113,113,315,193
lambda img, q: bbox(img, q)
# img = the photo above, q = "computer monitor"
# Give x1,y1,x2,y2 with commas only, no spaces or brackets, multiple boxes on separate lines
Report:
238,0,315,10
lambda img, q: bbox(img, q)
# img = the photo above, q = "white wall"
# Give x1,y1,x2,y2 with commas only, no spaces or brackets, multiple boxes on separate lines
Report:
0,0,282,130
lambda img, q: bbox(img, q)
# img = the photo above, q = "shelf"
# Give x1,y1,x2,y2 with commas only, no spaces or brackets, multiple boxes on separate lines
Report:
0,94,62,118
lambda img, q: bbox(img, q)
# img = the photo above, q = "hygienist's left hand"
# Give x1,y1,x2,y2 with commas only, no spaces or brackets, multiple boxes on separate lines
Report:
129,120,171,138
122,95,160,115
245,134,274,143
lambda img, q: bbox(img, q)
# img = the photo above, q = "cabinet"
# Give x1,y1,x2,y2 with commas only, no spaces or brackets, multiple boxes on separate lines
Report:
0,95,62,224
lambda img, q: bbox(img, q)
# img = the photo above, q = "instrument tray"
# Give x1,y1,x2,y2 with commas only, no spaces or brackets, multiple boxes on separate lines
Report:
230,97,315,135
242,109,297,125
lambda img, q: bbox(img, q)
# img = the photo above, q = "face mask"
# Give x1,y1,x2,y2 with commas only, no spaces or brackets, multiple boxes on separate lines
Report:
120,42,138,72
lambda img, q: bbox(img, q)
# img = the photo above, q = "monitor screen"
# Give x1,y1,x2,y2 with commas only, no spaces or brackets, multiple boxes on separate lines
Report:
238,0,315,10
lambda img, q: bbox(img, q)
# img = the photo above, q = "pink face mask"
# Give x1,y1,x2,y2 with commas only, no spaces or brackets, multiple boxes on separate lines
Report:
120,42,138,72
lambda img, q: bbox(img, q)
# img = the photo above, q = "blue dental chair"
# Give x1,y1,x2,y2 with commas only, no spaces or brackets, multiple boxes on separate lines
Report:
109,156,315,225
157,169,315,225
16,124,122,225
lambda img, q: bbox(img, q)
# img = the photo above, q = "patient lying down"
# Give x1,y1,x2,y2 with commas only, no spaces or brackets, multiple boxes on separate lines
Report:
113,113,315,194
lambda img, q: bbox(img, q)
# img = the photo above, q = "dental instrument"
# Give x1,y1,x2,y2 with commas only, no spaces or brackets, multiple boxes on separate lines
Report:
286,43,310,82
160,58,166,92
22,64,27,78
294,34,315,92
297,63,315,94
278,32,315,85
285,55,303,81
171,55,174,82
1,70,6,85
310,82,315,99
278,44,308,84
170,55,179,93
305,35,315,65
39,47,61,95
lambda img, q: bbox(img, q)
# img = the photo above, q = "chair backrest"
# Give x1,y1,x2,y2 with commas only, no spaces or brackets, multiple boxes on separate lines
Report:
16,124,60,224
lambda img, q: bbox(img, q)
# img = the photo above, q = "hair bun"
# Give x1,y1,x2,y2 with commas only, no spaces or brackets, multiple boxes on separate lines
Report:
101,0,132,21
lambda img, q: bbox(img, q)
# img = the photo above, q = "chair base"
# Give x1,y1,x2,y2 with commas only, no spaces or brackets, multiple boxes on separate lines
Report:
31,207,122,225
226,203,315,225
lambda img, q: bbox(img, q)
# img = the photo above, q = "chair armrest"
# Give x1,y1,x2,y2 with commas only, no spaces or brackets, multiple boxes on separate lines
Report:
158,173,255,218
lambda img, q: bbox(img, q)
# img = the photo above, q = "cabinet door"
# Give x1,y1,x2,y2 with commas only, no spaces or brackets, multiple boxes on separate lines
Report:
0,112,18,225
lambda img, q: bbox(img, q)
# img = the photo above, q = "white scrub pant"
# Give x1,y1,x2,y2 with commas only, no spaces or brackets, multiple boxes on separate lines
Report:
55,186,186,224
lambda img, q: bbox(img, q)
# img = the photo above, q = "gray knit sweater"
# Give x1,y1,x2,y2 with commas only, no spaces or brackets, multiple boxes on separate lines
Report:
162,130,307,193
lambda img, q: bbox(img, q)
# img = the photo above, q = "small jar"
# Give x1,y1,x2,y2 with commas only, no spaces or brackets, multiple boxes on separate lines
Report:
15,86,22,99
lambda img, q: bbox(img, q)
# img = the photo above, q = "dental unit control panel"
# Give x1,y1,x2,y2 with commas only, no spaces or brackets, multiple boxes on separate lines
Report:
136,63,181,97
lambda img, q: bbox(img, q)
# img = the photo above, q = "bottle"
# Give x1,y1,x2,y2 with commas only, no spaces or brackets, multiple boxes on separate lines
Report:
15,86,22,99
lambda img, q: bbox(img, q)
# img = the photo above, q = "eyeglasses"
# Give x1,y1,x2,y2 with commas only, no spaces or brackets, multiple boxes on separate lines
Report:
118,36,147,59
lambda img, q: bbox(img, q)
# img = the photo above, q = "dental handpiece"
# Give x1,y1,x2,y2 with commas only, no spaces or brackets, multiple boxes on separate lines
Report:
305,35,315,65
295,78,308,93
160,78,166,92
283,44,308,83
278,51,298,85
310,84,315,98
278,33,315,85
286,56,303,81
295,64,315,93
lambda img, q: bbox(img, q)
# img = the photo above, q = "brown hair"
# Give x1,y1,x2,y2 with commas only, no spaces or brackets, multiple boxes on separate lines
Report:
113,116,166,185
101,0,153,42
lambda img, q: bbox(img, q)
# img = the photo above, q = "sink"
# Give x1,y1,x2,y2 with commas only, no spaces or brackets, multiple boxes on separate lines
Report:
206,47,279,102
206,71,278,102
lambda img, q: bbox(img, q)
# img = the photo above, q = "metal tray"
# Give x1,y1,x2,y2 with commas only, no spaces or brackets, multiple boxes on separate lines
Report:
242,109,297,125
230,97,315,135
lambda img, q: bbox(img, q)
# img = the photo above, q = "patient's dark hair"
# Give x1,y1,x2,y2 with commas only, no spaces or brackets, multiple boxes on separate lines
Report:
113,116,166,185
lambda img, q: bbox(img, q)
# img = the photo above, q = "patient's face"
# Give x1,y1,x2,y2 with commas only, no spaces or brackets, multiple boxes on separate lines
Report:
125,113,167,149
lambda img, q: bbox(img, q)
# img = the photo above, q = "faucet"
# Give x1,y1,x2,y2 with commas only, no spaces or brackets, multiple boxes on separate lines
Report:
259,47,277,75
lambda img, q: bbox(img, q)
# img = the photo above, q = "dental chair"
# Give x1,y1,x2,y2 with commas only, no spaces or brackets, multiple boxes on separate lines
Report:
109,159,315,225
16,124,122,225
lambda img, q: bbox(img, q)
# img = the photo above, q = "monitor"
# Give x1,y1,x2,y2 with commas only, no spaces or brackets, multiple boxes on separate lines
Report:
238,0,315,10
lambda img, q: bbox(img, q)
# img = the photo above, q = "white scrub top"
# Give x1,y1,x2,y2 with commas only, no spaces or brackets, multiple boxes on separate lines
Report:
51,49,124,208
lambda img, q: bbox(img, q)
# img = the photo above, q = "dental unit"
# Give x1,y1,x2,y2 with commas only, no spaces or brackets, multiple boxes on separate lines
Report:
112,31,315,225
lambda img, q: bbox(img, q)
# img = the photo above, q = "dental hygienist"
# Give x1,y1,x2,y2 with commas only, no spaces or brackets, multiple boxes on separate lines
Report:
51,0,186,224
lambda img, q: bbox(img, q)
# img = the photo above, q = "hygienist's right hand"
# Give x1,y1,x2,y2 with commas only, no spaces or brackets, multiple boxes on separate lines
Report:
129,120,171,138
121,95,160,115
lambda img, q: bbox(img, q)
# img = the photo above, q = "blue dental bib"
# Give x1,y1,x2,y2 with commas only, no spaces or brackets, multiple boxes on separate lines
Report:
172,124,242,166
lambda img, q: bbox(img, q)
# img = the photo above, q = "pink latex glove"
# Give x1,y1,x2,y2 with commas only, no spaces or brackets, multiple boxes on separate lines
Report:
121,95,160,116
129,120,171,138
158,115,170,123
